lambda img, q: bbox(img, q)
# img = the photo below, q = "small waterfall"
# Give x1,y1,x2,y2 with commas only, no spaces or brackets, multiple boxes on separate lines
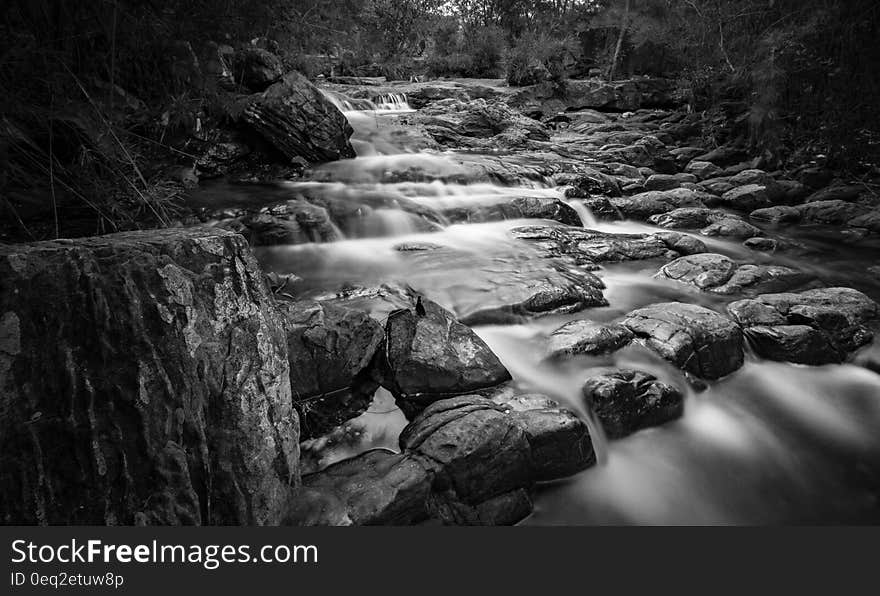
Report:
372,92,412,112
321,89,377,112
321,89,412,114
564,199,598,227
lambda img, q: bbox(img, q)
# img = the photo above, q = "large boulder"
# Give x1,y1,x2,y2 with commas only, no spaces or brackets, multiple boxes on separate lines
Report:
727,288,879,364
375,297,512,416
583,370,684,439
622,302,744,379
243,71,356,163
0,228,298,525
277,301,384,439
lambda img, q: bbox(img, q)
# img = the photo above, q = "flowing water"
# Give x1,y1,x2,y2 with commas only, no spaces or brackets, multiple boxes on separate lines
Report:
202,91,880,524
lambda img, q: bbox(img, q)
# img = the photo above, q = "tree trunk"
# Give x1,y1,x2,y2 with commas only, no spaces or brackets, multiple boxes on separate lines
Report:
607,0,631,82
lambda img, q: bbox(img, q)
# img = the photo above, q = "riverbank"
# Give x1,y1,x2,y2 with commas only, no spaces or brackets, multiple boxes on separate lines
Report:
3,66,880,525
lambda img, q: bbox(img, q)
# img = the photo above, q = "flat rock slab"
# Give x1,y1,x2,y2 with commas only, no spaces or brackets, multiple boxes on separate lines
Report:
728,287,879,364
0,228,298,525
622,302,744,379
583,370,684,439
656,253,814,296
510,225,704,267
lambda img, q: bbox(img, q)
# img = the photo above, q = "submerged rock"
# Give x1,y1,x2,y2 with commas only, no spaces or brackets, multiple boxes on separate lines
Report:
0,228,298,525
622,302,744,379
583,370,684,439
728,288,879,364
375,298,511,416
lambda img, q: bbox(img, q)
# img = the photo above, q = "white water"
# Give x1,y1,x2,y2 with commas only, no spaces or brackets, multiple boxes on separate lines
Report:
237,87,880,524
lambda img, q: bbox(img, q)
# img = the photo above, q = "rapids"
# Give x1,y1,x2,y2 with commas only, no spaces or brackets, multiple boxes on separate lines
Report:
210,90,880,524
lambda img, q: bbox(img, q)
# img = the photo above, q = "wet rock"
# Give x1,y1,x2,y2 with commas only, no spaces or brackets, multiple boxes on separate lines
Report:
545,320,635,359
493,394,595,480
582,370,684,439
657,254,813,296
649,207,721,229
580,196,622,220
654,231,708,255
742,325,838,366
277,301,384,439
384,242,608,326
441,196,581,226
0,228,298,525
610,189,706,219
401,396,592,508
286,450,431,526
749,205,801,224
685,160,723,180
743,237,779,252
242,71,356,163
376,298,511,416
719,184,772,211
232,47,283,91
700,217,762,239
728,287,879,364
511,225,676,264
399,397,531,514
644,173,697,191
558,168,622,197
656,253,738,290
622,302,744,379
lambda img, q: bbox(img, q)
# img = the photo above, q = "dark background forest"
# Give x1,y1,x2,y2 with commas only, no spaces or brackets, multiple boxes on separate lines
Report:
2,0,879,241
